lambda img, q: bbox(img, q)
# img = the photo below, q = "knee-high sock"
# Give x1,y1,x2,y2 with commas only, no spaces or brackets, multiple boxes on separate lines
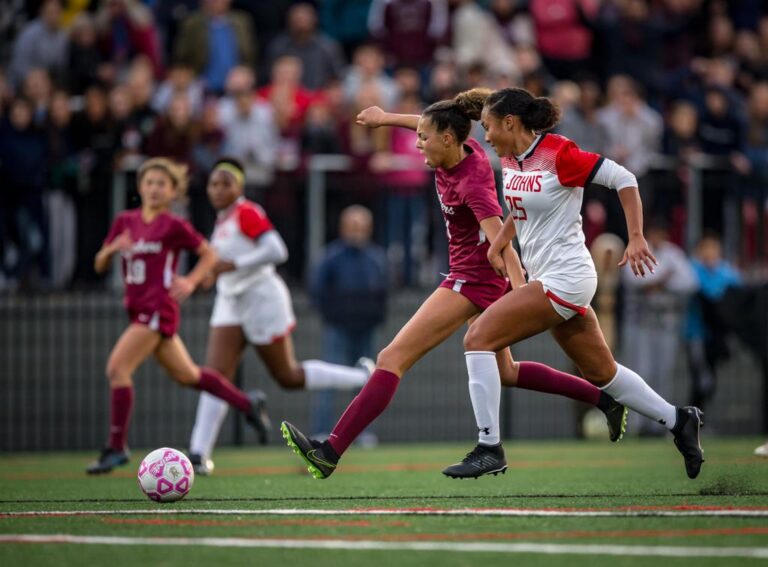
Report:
189,392,229,459
601,363,677,429
466,351,501,446
328,369,399,456
516,361,601,406
108,385,133,451
302,360,368,390
196,368,251,413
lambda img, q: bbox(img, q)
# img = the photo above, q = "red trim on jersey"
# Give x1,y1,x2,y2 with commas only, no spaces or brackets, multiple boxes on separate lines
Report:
545,290,587,316
237,201,273,239
267,322,297,344
555,140,602,188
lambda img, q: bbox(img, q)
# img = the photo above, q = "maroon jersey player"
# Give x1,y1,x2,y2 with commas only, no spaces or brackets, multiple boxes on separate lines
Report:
281,90,628,480
86,158,270,475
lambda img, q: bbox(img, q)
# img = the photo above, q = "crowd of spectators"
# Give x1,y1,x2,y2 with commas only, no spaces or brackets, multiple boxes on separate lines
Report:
1,0,767,293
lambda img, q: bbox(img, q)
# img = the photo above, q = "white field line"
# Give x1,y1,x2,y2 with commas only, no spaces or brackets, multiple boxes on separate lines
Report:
1,534,768,558
3,508,768,518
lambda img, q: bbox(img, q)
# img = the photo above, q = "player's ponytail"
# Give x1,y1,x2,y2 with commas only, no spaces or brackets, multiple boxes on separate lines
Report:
485,88,561,132
454,88,492,121
138,157,189,197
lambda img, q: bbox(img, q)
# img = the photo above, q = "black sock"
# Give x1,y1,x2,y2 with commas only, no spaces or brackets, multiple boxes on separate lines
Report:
596,391,613,412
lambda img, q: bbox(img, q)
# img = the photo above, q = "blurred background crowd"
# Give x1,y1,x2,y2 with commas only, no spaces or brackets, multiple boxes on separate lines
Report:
3,0,768,293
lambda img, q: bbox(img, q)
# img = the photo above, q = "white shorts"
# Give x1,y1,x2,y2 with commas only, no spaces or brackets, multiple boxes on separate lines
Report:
210,275,296,345
538,276,598,321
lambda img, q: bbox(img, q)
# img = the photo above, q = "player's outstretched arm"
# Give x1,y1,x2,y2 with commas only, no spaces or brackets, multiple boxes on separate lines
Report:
170,241,217,302
94,229,132,274
356,106,420,131
616,186,658,278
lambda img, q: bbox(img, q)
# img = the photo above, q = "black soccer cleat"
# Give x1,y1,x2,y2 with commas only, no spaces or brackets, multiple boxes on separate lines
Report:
442,443,508,479
672,406,705,479
86,447,130,475
281,421,339,479
245,390,271,445
188,453,214,476
603,398,628,442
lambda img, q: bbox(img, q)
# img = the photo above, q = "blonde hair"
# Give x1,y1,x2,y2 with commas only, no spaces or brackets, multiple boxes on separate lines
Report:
137,157,189,197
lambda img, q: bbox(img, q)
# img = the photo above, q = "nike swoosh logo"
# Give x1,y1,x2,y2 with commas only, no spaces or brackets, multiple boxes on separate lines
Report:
306,450,336,469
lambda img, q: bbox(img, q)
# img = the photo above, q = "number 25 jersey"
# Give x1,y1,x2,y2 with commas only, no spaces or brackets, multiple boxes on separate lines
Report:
501,133,602,284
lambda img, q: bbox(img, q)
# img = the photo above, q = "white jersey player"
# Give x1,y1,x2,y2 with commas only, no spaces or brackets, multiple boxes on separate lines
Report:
448,87,704,480
189,158,372,475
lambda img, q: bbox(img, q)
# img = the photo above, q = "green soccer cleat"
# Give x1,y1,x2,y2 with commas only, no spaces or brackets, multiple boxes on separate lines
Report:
86,447,130,475
281,421,338,479
603,398,628,442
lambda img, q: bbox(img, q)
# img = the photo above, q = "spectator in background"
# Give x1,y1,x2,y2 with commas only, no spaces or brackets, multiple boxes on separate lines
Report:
173,0,256,95
309,205,388,438
145,92,200,169
734,29,768,93
343,43,400,110
621,220,698,436
0,97,50,289
67,14,111,95
217,66,279,190
125,58,158,148
152,63,205,118
370,92,430,287
46,89,78,289
368,0,448,71
190,101,224,235
597,75,662,237
556,77,607,154
528,0,599,80
7,0,68,88
450,0,519,83
685,233,742,412
21,68,53,126
742,82,768,263
320,0,375,60
70,84,120,285
107,84,139,170
95,0,163,77
489,0,536,47
265,3,346,91
302,97,343,155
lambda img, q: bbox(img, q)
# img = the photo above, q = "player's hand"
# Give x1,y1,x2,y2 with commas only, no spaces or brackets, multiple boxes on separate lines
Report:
619,236,658,277
170,275,195,303
356,106,386,128
212,260,236,275
487,246,506,277
112,230,133,253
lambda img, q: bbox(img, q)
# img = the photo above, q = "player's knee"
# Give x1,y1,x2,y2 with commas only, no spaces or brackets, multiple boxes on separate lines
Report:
168,366,199,386
463,325,490,352
106,361,131,386
273,367,303,390
375,346,401,374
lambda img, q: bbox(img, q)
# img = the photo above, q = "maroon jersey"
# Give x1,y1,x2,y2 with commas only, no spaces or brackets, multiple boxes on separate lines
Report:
434,138,503,282
104,210,204,314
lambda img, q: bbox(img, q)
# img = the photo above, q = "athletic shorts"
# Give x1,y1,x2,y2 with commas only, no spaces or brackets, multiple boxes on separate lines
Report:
538,276,598,320
128,302,179,338
439,275,510,310
210,274,296,345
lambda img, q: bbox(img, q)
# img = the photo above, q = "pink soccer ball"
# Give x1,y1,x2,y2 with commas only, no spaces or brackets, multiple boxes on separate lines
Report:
137,448,195,503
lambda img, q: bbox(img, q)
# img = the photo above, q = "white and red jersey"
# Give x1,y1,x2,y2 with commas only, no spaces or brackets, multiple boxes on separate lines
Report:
501,133,602,286
211,197,276,296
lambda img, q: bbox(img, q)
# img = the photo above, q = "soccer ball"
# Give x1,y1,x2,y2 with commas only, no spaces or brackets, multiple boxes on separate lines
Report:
137,448,194,503
581,408,609,440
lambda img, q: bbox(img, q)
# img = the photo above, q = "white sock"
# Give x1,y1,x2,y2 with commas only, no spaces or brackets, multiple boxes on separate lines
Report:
601,364,677,430
302,360,368,390
189,392,229,459
465,351,501,446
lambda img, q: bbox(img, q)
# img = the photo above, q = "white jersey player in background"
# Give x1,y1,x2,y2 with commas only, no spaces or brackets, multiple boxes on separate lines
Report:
188,158,372,474
448,87,705,479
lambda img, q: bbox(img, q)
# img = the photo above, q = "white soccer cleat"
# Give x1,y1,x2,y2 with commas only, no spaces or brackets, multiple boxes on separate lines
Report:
754,443,768,457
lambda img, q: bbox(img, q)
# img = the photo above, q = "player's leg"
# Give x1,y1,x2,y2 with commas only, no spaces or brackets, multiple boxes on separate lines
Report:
255,333,370,391
552,308,704,479
86,324,162,474
188,325,247,474
154,335,270,441
282,287,479,479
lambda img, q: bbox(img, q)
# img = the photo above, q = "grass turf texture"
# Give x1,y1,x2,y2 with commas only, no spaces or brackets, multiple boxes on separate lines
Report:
1,438,767,566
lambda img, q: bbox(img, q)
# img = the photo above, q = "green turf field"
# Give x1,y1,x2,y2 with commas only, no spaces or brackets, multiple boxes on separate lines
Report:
1,438,767,566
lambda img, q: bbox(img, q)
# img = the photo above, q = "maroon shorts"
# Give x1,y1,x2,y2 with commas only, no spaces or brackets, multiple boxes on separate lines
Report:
439,275,510,310
127,302,180,338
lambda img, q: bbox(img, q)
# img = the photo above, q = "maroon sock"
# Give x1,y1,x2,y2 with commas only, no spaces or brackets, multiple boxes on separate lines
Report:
108,386,134,451
197,367,251,413
328,369,400,456
516,361,601,406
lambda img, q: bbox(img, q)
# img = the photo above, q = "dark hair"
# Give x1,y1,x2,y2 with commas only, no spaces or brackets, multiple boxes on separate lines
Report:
212,156,246,175
484,88,561,131
422,88,492,142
